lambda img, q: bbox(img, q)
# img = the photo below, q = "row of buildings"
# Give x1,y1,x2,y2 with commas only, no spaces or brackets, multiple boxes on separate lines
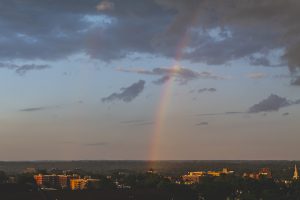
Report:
34,174,100,190
182,165,300,184
182,168,234,184
242,167,272,179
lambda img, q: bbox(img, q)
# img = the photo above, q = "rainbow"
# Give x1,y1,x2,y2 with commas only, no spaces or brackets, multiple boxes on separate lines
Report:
148,26,195,161
148,65,179,161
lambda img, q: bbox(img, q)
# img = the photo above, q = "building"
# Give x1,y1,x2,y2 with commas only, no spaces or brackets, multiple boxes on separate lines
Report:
293,164,299,180
58,175,71,189
207,168,234,177
34,174,80,189
243,168,272,180
34,174,99,190
70,179,87,190
34,174,43,186
34,174,60,188
182,168,234,184
70,178,100,190
182,172,206,184
259,168,272,179
243,173,259,180
207,171,221,177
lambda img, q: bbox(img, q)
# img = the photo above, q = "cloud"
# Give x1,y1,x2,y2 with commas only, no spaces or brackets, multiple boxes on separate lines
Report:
102,80,145,103
19,105,60,112
282,112,289,116
247,72,267,80
248,94,295,113
152,75,171,85
117,67,223,84
197,111,245,116
196,122,208,126
291,76,300,85
198,88,216,93
120,120,146,124
198,95,300,116
249,56,271,66
155,0,300,71
19,107,49,112
0,63,50,75
1,0,300,82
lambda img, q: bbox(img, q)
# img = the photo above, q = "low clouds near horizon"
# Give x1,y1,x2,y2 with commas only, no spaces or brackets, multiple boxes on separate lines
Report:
197,94,300,116
19,105,60,112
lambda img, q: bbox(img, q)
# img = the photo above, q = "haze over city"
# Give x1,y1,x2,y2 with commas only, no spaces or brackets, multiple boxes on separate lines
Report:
0,0,300,161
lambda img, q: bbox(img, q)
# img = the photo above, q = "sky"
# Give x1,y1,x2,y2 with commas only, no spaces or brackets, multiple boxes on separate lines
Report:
0,0,300,160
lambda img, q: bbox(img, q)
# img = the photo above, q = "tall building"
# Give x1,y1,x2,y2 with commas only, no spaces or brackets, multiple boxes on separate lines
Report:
34,174,80,189
293,164,299,180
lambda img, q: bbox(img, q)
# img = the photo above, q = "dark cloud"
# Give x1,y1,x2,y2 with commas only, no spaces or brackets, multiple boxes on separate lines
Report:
117,67,223,84
248,94,295,113
196,122,208,126
154,0,300,71
120,120,146,124
282,112,289,116
198,88,216,93
189,89,195,93
2,0,300,76
19,107,48,112
291,76,300,85
77,100,84,104
0,63,50,75
249,56,271,66
19,105,60,112
197,112,245,116
295,99,300,104
102,80,145,103
152,75,171,85
197,94,300,116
